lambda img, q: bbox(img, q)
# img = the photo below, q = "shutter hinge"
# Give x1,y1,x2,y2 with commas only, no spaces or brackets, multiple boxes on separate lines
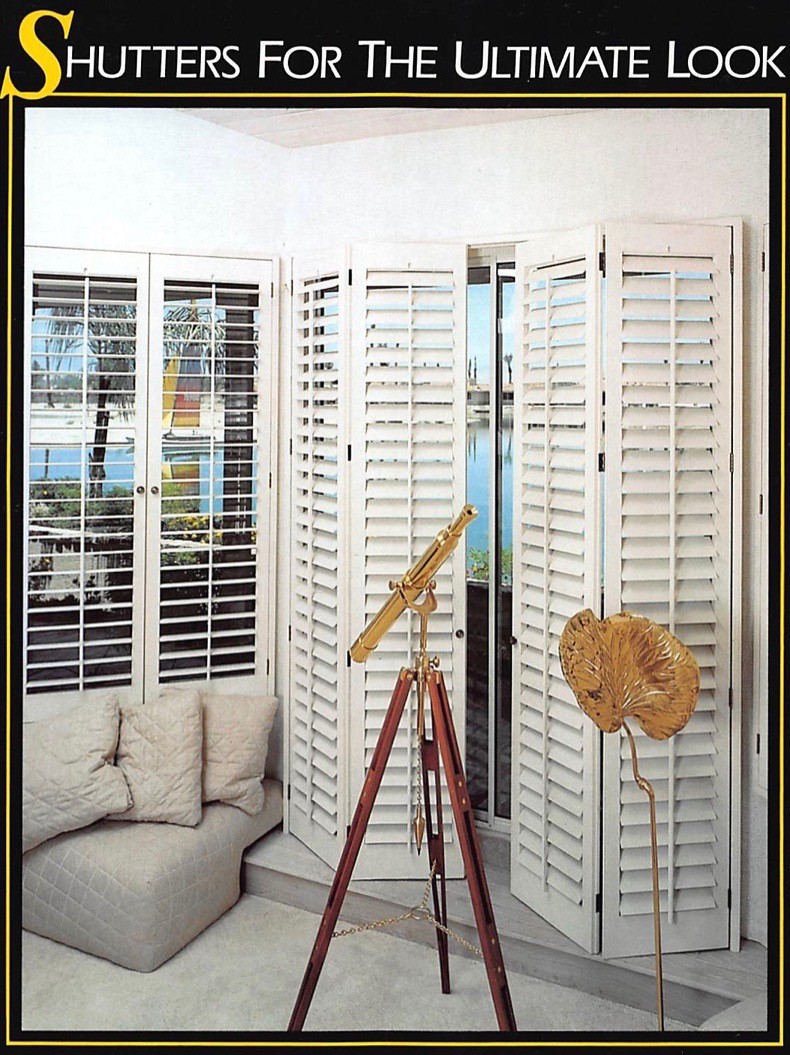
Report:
598,452,605,473
600,589,605,620
761,251,766,272
289,438,293,456
347,444,352,461
287,783,291,800
266,657,270,676
759,493,764,515
271,281,274,298
346,650,351,668
598,250,606,276
730,253,734,274
756,732,761,756
288,624,292,642
348,268,352,286
595,891,602,913
727,887,732,909
268,471,272,488
347,824,351,837
728,686,733,710
729,451,734,473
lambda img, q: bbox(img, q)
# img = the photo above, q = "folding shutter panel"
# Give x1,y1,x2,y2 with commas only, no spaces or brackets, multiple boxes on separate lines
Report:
289,252,350,864
146,255,276,698
24,247,150,721
349,243,467,880
509,228,603,953
603,222,734,955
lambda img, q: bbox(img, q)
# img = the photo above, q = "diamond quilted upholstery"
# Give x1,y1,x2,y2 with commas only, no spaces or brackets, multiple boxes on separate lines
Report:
111,692,203,826
23,695,131,853
201,692,279,814
23,779,283,972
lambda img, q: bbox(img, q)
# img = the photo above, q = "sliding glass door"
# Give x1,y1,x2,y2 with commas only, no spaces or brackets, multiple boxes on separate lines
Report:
465,253,515,826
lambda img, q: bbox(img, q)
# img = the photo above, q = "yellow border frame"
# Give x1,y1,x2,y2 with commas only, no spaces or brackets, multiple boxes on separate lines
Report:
4,88,784,1046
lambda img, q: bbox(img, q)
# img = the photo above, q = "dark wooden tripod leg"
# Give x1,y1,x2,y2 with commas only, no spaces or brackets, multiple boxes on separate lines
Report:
428,669,517,1032
421,736,450,994
288,668,415,1033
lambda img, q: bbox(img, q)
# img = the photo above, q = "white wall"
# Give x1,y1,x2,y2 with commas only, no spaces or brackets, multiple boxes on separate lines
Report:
25,108,287,256
25,105,770,945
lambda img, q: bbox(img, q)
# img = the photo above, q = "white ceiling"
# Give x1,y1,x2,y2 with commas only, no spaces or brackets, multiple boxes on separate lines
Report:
178,106,592,148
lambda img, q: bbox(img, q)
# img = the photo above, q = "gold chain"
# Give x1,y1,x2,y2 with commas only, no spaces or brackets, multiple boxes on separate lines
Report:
331,864,482,958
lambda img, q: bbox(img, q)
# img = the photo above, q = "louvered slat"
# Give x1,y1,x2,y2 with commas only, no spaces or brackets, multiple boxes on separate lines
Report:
349,244,466,880
509,228,602,954
603,223,733,957
288,253,348,865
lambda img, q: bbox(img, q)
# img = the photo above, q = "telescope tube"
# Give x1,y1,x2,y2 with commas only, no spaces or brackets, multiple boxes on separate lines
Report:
349,504,478,663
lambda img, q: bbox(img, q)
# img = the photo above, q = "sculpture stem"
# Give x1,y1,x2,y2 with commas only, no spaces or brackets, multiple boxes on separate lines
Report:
622,719,664,1031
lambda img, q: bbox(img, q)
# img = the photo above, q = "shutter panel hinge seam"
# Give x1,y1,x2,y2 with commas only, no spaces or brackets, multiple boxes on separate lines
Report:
288,624,292,642
268,471,272,488
730,451,734,473
289,438,293,456
759,493,764,515
598,250,606,276
727,887,732,909
348,268,352,286
347,444,352,461
756,732,761,755
598,452,605,473
346,650,351,668
287,783,291,800
761,251,766,272
728,686,733,709
266,657,270,676
730,253,734,274
595,891,602,913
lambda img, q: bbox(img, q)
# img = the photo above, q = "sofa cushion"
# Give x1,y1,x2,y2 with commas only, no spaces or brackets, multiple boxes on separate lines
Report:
22,779,283,972
201,691,279,814
111,690,203,826
23,695,131,853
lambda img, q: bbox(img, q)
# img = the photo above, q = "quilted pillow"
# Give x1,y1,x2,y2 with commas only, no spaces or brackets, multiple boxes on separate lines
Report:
23,695,131,853
111,688,203,826
200,691,279,814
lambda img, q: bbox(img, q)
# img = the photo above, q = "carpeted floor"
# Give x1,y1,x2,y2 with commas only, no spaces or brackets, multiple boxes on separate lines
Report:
21,894,695,1034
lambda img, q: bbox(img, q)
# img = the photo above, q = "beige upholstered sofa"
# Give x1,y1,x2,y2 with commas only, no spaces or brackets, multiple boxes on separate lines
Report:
22,779,283,972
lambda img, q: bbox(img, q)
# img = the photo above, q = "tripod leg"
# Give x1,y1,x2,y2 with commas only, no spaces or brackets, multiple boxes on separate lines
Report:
428,669,517,1032
288,668,415,1032
421,736,451,994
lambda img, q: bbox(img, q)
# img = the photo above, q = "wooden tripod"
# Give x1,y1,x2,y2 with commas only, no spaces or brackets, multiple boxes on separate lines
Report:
288,601,517,1032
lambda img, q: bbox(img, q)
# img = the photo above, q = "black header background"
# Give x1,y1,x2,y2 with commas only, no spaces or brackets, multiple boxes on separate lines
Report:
0,0,789,94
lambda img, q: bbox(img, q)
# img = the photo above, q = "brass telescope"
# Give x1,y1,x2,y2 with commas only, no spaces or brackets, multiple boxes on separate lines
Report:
349,504,478,663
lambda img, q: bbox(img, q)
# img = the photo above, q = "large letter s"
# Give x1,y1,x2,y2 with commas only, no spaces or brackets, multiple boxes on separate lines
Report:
1,10,74,100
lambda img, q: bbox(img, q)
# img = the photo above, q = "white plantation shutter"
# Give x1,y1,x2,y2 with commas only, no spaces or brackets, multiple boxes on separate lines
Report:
146,255,276,698
288,252,350,863
510,229,603,953
24,248,150,719
349,244,467,880
602,222,734,956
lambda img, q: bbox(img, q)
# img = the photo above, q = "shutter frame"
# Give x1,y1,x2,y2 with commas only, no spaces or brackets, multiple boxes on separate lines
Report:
510,227,603,954
287,249,350,865
348,242,467,880
602,221,736,957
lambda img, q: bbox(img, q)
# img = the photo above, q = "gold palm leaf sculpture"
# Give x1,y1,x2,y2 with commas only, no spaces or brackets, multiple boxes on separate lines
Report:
559,609,701,1032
